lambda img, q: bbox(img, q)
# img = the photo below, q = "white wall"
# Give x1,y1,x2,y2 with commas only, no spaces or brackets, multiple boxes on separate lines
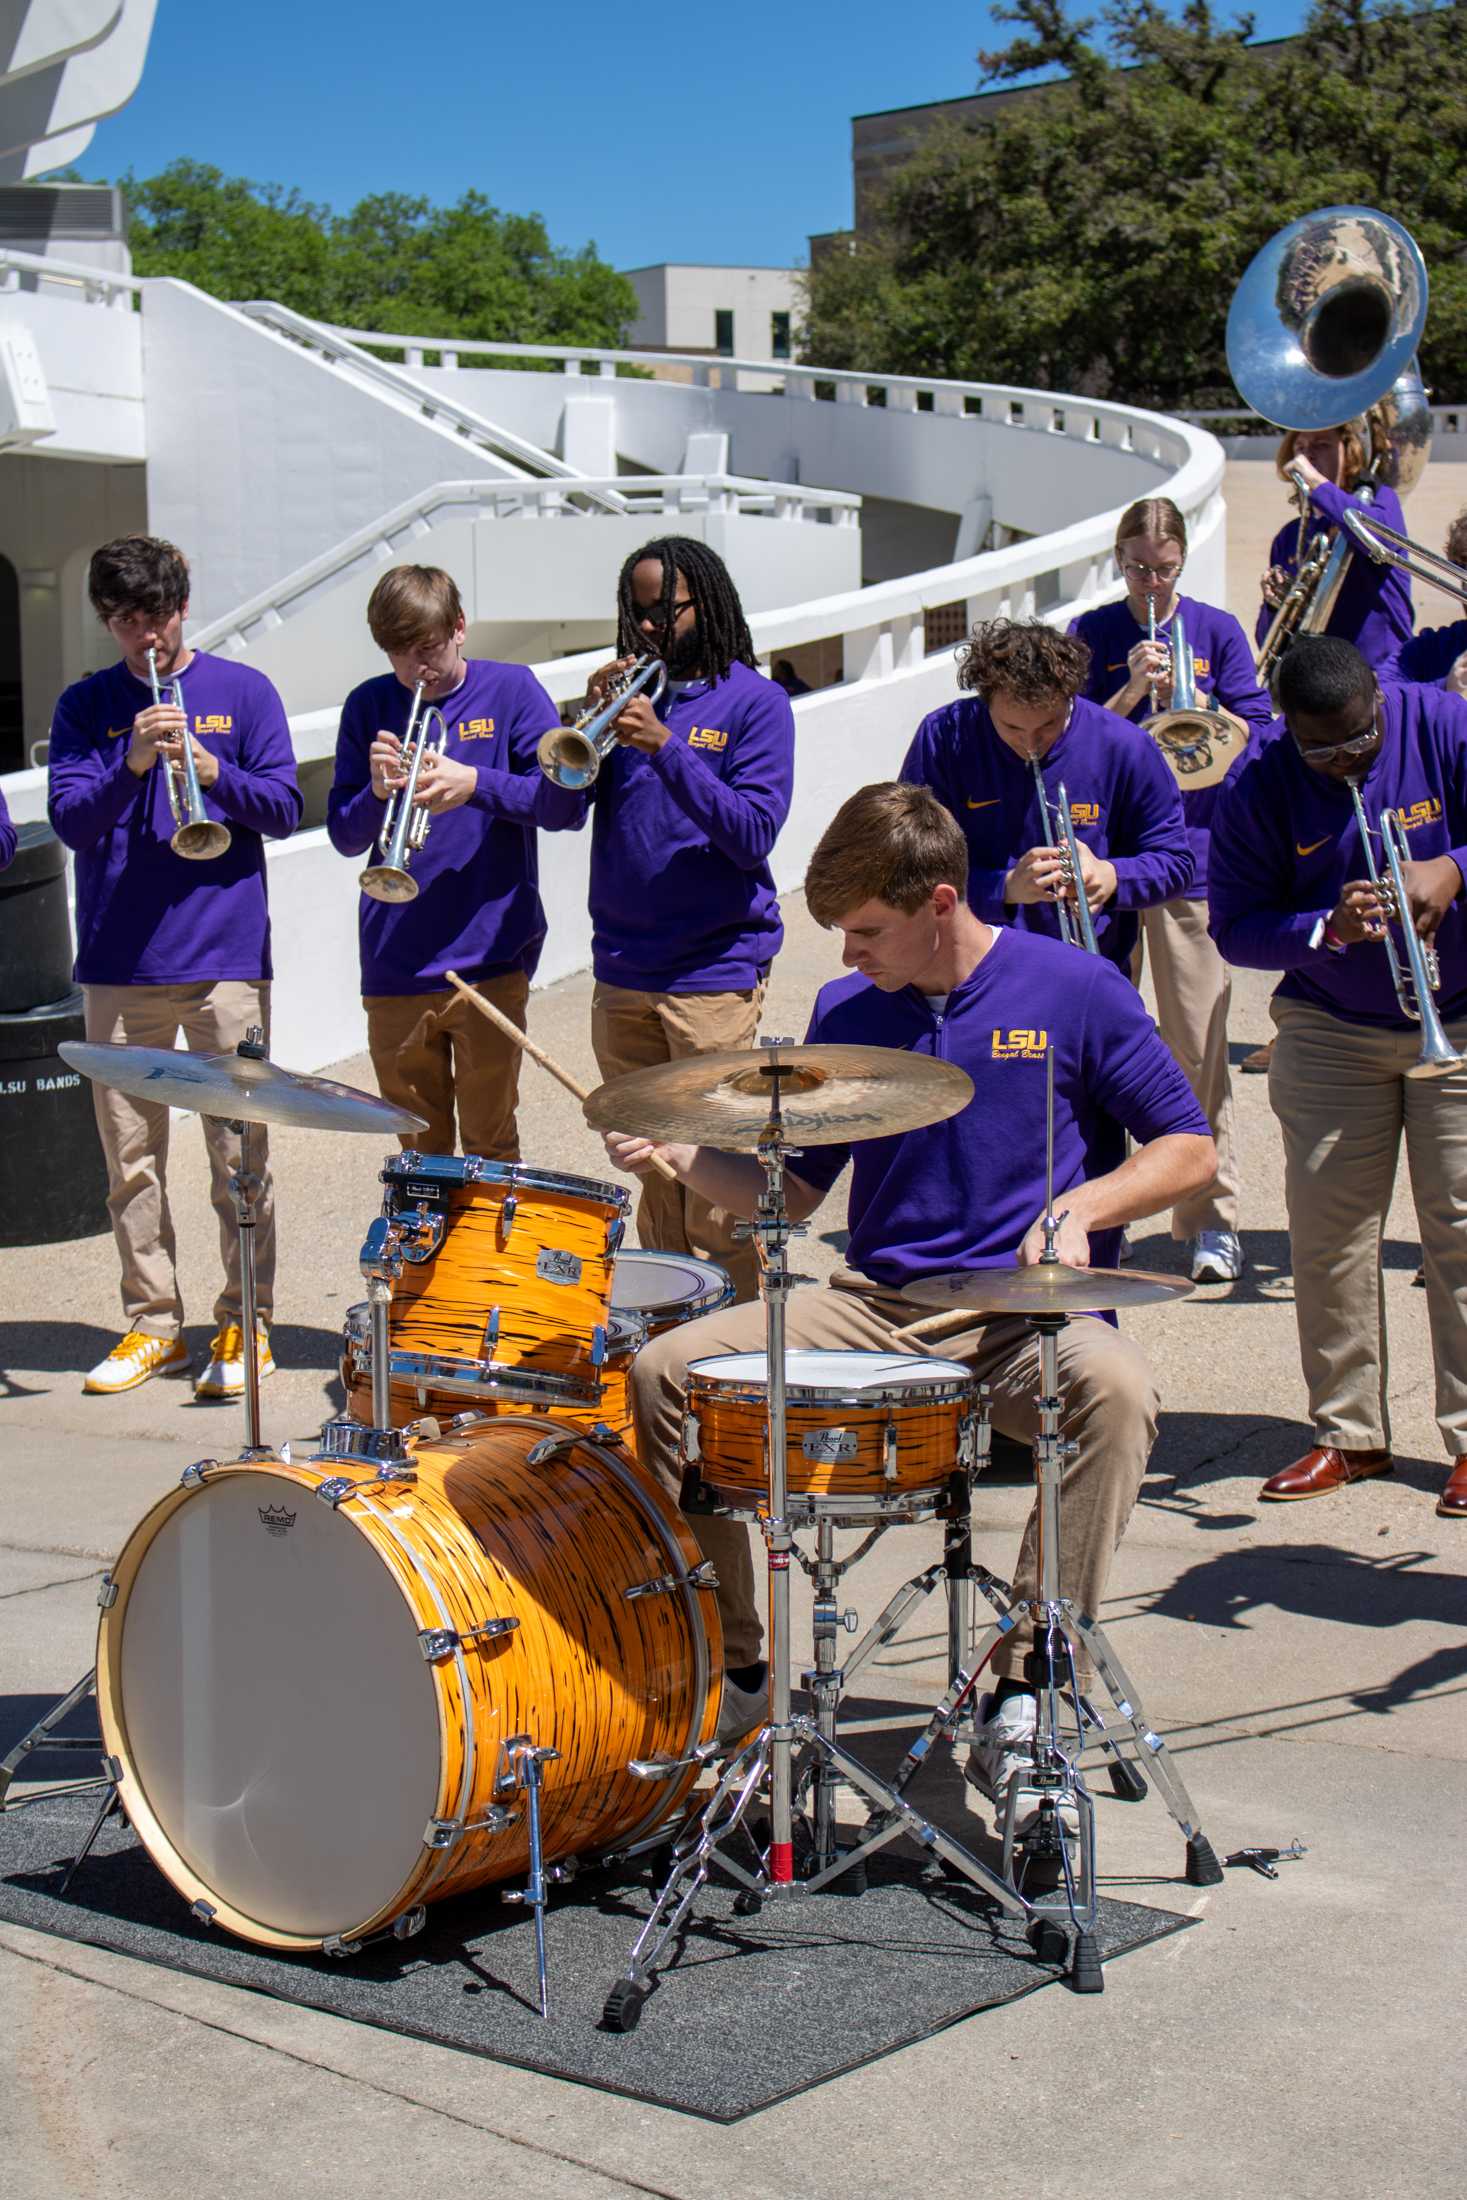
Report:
623,265,800,363
0,285,143,459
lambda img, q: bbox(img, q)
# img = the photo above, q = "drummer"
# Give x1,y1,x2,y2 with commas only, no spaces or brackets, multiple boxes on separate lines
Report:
608,781,1215,1800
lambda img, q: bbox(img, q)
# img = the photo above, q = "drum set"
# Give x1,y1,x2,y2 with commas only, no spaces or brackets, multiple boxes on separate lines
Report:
1,1024,1222,2034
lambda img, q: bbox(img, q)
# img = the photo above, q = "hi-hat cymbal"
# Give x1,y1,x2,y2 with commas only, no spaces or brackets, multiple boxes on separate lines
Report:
59,1042,429,1136
584,1043,974,1151
902,1262,1194,1316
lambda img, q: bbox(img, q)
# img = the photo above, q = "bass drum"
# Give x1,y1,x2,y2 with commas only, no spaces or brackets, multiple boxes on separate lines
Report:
95,1423,722,1951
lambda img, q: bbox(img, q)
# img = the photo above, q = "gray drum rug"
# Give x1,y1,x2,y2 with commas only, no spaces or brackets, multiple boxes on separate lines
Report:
0,1789,1196,2121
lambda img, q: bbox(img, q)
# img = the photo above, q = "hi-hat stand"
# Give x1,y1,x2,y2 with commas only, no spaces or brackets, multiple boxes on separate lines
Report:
602,1043,1033,2033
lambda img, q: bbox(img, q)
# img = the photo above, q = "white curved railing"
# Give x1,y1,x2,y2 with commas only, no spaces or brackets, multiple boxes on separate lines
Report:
0,244,140,305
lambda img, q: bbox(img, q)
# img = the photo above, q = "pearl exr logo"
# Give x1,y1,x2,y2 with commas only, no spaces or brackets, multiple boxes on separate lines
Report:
992,1027,1050,1061
258,1504,296,1538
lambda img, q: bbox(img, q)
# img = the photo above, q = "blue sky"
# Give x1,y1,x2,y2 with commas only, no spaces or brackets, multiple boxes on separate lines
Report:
71,0,1315,269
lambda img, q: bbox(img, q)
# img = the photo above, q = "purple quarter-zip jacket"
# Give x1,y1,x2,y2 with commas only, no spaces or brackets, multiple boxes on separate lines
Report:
1069,593,1275,898
786,927,1207,1287
1256,480,1414,670
587,659,793,993
900,693,1192,966
47,653,301,985
0,784,14,871
1208,681,1467,1028
328,660,576,994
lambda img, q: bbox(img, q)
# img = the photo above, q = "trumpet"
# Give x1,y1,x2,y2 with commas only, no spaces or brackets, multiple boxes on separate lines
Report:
1346,778,1464,1078
1142,606,1248,788
537,655,669,791
146,647,231,862
1030,759,1100,955
360,681,449,905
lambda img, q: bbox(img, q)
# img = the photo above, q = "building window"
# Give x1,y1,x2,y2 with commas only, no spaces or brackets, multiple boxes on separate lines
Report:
771,311,791,360
714,309,734,357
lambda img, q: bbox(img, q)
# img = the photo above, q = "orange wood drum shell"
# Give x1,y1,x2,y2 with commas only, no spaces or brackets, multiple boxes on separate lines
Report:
342,1351,638,1447
685,1376,980,1506
95,1426,719,1952
386,1171,626,1398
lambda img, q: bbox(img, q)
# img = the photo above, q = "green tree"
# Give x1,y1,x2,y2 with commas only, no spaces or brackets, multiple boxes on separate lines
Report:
801,0,1467,406
120,162,637,351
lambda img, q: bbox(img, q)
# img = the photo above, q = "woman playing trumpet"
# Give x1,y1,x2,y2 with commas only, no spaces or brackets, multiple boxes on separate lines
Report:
1069,499,1274,1282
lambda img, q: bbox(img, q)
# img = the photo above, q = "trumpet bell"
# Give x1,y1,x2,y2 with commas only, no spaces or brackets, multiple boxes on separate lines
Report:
171,817,233,862
536,726,601,792
359,862,420,905
1226,205,1428,432
1143,705,1248,790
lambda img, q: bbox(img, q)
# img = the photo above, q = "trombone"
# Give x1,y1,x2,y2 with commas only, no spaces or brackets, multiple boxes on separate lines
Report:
1030,759,1100,955
1345,778,1464,1078
1339,508,1467,606
146,647,231,862
537,655,668,791
360,681,449,905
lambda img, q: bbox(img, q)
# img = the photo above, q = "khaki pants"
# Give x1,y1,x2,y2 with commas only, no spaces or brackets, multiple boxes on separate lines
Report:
629,1271,1158,1678
1141,895,1241,1237
83,980,276,1339
591,979,767,1302
365,971,529,1159
1269,996,1467,1455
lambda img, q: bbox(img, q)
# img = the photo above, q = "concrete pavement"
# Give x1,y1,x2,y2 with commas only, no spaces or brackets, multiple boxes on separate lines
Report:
3,466,1464,2198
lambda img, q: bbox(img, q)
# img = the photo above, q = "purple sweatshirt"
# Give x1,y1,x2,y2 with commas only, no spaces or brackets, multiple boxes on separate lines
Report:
1208,681,1467,1029
1069,594,1275,898
328,660,577,995
900,694,1192,967
1257,479,1414,670
0,785,14,871
1388,617,1467,689
587,659,793,993
48,653,301,985
786,928,1208,1287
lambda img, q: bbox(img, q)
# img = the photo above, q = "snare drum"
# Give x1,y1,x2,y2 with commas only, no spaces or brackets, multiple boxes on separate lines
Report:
612,1250,735,1339
684,1349,983,1518
95,1423,721,1952
380,1154,630,1405
341,1303,645,1445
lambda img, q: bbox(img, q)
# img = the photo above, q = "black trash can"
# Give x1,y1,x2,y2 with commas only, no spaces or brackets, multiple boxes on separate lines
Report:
0,988,112,1246
0,823,75,1015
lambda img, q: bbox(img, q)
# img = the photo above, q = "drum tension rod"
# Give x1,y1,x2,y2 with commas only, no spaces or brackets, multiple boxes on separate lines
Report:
623,1561,719,1602
418,1616,520,1662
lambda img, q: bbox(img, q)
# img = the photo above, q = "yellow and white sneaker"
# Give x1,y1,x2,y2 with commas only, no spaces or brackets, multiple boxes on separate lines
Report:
83,1330,191,1395
195,1322,276,1400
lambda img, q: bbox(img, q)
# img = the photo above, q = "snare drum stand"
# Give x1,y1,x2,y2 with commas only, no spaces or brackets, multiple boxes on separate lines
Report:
603,1044,1033,2033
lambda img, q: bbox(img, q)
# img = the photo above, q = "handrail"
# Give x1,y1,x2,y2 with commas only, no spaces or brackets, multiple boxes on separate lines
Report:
0,245,140,301
237,300,632,511
185,472,862,653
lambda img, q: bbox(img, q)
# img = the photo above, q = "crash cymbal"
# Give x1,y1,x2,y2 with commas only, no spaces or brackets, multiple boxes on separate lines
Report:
902,1262,1195,1316
584,1043,974,1151
59,1042,429,1136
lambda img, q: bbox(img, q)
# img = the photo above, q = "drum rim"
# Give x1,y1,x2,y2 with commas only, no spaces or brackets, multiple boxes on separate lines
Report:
382,1350,604,1405
685,1355,979,1410
382,1152,631,1211
705,1483,951,1523
610,1250,737,1320
344,1301,648,1361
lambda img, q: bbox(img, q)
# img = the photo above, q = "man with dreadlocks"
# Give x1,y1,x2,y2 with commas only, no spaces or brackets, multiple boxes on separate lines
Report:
582,536,795,1300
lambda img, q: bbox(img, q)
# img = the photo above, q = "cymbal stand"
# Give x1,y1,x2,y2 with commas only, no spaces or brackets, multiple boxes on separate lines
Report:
603,1044,1032,2034
226,1028,274,1460
855,1047,1224,1990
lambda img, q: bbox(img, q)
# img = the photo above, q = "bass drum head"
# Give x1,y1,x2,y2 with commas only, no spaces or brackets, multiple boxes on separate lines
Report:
103,1469,440,1942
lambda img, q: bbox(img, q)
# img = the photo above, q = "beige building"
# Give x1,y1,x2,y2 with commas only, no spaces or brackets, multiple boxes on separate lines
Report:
621,263,801,365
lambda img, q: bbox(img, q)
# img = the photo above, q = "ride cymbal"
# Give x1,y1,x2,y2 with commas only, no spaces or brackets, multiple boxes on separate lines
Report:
584,1043,974,1151
901,1262,1195,1317
59,1042,429,1135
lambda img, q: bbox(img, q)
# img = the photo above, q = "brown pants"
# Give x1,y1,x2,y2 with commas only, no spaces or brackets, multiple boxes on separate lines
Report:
1269,996,1467,1455
629,1271,1158,1678
83,980,276,1338
591,979,767,1301
1141,895,1241,1237
365,971,530,1159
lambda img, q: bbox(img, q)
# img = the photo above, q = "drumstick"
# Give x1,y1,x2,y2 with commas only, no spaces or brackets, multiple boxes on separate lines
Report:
444,969,679,1182
888,1310,976,1351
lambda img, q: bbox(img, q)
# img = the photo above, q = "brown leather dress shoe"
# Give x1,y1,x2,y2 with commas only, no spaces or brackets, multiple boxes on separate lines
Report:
1437,1459,1467,1519
1259,1445,1393,1501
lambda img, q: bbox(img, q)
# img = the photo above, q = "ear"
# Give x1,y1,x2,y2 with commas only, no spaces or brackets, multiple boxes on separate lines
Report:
932,882,960,919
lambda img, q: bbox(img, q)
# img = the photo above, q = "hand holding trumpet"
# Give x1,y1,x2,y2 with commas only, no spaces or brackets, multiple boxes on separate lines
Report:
1004,840,1117,913
369,732,476,813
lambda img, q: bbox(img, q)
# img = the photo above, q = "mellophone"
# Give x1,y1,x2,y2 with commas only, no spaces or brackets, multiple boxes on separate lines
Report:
49,1033,1214,2016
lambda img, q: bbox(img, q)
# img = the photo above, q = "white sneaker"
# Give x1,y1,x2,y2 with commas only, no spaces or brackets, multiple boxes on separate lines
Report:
195,1322,276,1400
83,1330,190,1394
966,1690,1078,1842
1190,1231,1244,1284
715,1669,767,1753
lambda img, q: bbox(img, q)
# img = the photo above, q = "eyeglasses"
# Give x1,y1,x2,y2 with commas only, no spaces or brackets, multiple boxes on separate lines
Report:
1291,710,1380,766
635,598,694,628
1119,558,1184,583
